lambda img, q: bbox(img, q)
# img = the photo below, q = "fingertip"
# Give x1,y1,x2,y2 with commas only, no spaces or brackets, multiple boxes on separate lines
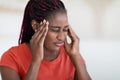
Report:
40,21,42,25
35,29,37,32
46,21,49,29
46,21,49,25
43,19,46,23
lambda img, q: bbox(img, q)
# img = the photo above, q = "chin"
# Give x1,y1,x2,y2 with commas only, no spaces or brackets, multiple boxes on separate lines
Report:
44,45,60,52
50,45,60,51
54,46,60,51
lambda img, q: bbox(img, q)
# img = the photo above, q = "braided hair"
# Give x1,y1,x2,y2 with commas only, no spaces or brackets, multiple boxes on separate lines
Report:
18,0,67,44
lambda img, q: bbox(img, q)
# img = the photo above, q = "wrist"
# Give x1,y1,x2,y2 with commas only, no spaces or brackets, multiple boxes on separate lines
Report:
68,52,80,58
69,53,84,67
32,58,42,65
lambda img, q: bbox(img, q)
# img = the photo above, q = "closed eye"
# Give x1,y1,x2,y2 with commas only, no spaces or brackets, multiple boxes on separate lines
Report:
63,25,69,32
63,28,69,32
51,27,60,32
49,25,69,32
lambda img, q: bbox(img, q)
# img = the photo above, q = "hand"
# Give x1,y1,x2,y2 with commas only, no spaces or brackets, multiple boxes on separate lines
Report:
30,20,49,62
64,26,80,56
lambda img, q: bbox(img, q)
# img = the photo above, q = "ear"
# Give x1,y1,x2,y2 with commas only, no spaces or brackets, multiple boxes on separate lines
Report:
31,20,38,31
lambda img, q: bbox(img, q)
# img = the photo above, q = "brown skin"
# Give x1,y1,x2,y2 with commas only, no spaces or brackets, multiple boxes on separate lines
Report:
0,12,91,80
43,12,69,61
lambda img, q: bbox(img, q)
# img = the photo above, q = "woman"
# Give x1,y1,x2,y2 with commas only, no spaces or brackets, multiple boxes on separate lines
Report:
0,0,91,80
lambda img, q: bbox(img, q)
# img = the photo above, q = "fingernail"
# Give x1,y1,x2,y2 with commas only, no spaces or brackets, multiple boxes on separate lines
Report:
35,29,37,32
43,19,46,23
40,21,42,25
46,21,49,25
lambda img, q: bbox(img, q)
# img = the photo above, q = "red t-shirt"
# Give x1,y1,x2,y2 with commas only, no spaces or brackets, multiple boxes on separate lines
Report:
0,43,85,80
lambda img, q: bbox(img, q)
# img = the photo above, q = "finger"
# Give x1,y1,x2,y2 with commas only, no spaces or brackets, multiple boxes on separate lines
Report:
36,19,46,33
39,21,49,43
68,26,79,48
68,26,79,42
34,20,47,42
34,21,43,32
32,20,46,41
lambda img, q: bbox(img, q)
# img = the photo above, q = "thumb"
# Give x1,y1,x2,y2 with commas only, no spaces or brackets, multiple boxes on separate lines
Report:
64,38,70,51
64,38,68,47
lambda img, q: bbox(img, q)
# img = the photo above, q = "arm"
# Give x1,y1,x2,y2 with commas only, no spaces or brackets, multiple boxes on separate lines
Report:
0,20,49,80
0,61,41,80
70,54,91,80
0,67,20,80
24,20,49,80
0,60,42,80
64,26,91,80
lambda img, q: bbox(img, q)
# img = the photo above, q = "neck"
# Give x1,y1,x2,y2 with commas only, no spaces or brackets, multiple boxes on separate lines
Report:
44,47,60,61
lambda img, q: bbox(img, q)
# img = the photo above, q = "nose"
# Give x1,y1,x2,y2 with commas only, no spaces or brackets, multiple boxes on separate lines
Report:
56,32,65,41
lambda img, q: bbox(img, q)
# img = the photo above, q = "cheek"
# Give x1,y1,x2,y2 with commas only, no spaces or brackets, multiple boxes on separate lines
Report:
64,32,68,38
45,31,57,41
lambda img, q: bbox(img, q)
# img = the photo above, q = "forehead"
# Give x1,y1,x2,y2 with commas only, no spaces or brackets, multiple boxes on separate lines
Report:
46,12,68,27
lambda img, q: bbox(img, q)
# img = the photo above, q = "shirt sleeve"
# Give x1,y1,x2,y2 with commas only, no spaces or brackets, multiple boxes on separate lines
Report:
0,49,19,73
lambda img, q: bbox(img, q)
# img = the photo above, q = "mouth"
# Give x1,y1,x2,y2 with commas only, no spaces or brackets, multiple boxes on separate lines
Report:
55,41,64,47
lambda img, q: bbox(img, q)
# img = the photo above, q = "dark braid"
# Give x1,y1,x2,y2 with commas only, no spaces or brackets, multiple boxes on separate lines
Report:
18,0,66,44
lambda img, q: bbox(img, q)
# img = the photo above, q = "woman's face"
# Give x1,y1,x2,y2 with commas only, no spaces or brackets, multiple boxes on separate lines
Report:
44,12,69,51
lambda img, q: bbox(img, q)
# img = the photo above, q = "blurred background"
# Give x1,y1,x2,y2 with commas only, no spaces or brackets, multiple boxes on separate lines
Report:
0,0,120,80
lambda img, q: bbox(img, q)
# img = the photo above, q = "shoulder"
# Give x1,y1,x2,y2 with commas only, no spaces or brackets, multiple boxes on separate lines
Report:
0,43,28,62
0,43,29,71
1,43,26,56
0,44,24,72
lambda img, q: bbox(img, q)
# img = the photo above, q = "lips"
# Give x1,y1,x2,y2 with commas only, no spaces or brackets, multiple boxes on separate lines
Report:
55,41,64,47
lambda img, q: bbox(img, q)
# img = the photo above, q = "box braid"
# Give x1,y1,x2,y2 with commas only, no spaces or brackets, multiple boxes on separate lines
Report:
18,0,67,44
